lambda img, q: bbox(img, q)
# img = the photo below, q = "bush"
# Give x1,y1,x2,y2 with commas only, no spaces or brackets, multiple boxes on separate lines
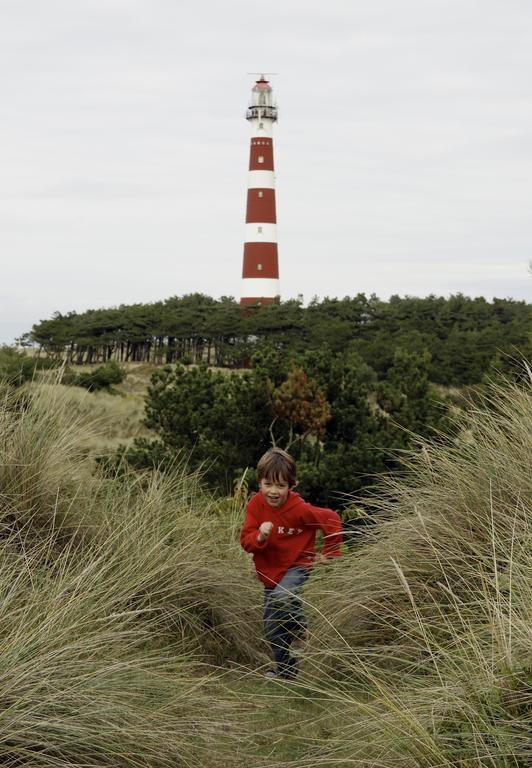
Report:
74,360,127,391
0,345,57,387
124,364,272,490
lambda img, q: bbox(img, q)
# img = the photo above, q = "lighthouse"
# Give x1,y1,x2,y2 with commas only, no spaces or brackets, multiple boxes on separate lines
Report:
240,75,280,306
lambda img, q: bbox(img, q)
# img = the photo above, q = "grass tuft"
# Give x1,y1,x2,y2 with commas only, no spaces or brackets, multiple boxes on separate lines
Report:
287,377,532,766
0,383,264,766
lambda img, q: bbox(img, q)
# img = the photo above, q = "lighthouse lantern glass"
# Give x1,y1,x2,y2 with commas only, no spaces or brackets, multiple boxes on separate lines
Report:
251,83,273,107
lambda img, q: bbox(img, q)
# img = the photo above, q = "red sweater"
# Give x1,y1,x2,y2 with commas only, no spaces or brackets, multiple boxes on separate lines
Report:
240,491,342,588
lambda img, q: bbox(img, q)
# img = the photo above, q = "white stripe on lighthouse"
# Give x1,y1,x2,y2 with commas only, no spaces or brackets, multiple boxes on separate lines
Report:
245,223,277,243
249,119,273,139
248,170,275,189
241,278,280,297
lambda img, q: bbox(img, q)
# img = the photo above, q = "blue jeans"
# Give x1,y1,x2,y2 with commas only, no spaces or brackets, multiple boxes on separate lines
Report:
263,566,310,670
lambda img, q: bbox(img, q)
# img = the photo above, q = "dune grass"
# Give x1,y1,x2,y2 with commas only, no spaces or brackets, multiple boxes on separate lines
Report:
24,380,149,456
276,377,532,766
305,378,530,663
0,374,530,766
0,383,266,767
0,534,248,767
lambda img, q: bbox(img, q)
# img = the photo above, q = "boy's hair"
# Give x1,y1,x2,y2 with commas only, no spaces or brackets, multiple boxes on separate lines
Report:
257,448,296,487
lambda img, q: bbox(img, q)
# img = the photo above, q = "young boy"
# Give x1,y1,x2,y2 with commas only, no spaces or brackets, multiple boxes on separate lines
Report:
240,448,342,679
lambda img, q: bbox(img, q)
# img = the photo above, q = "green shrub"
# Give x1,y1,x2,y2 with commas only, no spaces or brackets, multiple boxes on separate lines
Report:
74,360,127,391
0,345,57,387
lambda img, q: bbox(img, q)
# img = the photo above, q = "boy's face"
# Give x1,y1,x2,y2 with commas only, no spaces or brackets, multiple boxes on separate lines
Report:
259,476,292,509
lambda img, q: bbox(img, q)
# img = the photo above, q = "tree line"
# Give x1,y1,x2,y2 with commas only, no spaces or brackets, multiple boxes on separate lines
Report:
27,292,531,386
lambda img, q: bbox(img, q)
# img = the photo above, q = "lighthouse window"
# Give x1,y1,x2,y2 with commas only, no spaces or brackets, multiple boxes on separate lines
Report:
257,264,263,271
257,226,263,233
258,191,264,198
259,122,264,129
258,155,264,163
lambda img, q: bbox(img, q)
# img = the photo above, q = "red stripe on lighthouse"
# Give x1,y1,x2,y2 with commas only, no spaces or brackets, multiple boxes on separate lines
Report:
249,141,274,171
242,243,279,278
245,188,277,223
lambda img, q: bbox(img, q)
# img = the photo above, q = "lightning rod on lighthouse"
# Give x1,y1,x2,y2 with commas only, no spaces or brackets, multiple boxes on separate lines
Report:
240,75,280,306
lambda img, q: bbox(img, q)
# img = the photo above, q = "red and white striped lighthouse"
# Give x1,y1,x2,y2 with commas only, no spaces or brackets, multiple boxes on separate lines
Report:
240,75,280,306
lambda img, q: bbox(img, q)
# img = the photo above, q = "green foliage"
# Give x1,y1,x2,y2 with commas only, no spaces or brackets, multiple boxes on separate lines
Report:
0,345,57,387
293,349,387,505
376,347,446,440
30,293,532,386
122,346,449,508
128,364,273,489
74,360,127,391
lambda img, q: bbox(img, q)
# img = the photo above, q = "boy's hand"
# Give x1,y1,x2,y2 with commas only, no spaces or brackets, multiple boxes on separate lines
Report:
313,553,329,565
258,521,274,542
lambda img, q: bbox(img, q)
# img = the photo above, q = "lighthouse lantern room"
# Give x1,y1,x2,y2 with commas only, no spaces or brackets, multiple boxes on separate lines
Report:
240,76,280,306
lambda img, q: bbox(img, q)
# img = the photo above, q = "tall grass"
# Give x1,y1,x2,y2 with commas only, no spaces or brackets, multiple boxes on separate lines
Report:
0,534,245,767
25,380,148,455
84,468,265,664
284,377,532,766
0,383,264,766
306,379,530,668
2,375,530,767
0,384,93,539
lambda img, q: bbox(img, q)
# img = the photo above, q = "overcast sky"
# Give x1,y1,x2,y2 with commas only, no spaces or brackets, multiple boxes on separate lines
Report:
1,0,531,343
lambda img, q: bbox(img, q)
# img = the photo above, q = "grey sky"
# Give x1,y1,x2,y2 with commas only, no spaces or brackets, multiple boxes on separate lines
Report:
1,0,531,343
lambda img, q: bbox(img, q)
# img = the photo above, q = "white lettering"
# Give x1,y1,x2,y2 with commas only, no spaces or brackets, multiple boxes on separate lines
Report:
277,526,285,534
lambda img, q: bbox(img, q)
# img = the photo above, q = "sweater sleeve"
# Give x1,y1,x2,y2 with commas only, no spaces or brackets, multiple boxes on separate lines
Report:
240,497,269,553
304,505,343,557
